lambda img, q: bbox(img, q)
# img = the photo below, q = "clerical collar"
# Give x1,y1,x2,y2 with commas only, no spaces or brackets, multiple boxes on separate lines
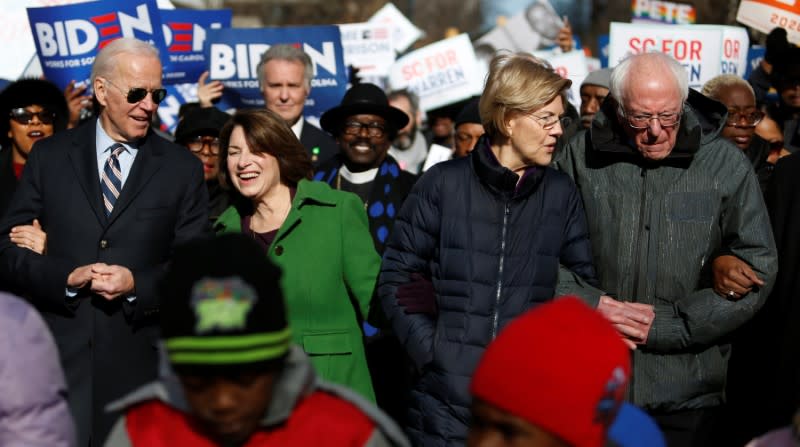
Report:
339,164,378,184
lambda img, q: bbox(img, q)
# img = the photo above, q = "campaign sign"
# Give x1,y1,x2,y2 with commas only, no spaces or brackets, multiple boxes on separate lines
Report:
160,9,231,84
737,0,800,45
609,22,727,89
339,22,395,77
746,45,765,79
598,34,610,68
631,0,696,24
206,26,347,120
26,0,169,91
473,0,564,60
156,82,236,135
537,50,590,109
389,33,483,112
704,25,749,77
367,2,423,54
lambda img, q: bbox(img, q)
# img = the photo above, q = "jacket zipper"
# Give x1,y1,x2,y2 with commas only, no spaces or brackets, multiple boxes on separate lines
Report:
491,202,511,339
630,167,648,403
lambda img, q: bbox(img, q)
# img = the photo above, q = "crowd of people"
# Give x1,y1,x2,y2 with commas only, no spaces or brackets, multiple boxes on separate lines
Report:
0,16,799,447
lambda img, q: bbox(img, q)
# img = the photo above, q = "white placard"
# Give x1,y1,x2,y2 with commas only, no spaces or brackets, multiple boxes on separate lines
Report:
339,22,395,77
609,22,729,89
388,33,483,112
535,49,590,109
473,0,563,59
737,0,800,46
368,2,424,54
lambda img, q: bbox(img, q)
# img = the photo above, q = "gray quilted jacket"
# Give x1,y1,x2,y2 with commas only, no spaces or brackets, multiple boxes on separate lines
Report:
554,90,778,411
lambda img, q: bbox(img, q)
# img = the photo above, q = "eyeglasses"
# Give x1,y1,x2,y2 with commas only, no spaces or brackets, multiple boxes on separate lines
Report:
342,121,386,138
726,110,764,128
620,107,682,129
185,136,221,155
104,78,167,105
527,113,571,130
9,107,56,125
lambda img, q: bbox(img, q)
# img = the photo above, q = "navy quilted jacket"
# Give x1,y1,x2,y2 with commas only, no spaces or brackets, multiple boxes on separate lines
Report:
378,139,597,446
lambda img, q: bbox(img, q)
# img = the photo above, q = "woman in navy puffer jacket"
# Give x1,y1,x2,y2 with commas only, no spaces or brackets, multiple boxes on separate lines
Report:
378,53,598,446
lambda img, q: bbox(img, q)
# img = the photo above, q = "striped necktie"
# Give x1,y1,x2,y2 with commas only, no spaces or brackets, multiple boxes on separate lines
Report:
101,143,125,217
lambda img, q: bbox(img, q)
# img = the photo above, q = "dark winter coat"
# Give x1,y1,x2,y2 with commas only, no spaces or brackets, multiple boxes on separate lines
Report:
378,140,597,446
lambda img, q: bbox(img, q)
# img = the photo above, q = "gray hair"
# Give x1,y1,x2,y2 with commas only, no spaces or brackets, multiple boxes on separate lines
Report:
90,38,160,86
387,89,420,116
256,44,314,90
610,52,689,105
701,74,755,101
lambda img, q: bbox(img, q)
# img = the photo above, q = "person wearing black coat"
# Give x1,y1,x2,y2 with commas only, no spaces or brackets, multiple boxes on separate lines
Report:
378,53,598,446
0,78,69,217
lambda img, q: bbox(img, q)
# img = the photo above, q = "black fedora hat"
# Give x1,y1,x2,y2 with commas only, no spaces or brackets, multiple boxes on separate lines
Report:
320,83,409,135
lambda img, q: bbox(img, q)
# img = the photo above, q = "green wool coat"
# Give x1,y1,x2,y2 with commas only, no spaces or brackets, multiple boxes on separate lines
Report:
215,179,379,402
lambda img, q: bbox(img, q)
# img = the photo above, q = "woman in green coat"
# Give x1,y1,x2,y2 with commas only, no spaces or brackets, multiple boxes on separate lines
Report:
213,108,379,402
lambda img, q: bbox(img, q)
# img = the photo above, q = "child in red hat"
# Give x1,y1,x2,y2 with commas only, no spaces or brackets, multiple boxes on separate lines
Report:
469,297,664,447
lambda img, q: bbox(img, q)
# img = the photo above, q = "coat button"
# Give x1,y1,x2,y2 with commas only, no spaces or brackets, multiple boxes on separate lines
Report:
99,239,108,249
274,245,284,256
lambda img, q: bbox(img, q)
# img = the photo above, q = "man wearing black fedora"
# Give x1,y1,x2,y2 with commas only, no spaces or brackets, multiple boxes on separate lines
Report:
313,83,418,428
314,83,417,256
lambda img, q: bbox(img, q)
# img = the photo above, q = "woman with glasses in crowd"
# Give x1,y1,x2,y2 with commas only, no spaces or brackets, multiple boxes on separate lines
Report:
213,108,379,403
0,78,68,253
703,74,774,194
378,52,598,446
173,105,232,222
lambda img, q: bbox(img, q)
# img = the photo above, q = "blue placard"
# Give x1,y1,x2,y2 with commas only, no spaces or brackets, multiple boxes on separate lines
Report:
598,34,609,68
26,0,170,91
206,26,348,121
745,45,764,80
160,9,231,85
155,83,236,135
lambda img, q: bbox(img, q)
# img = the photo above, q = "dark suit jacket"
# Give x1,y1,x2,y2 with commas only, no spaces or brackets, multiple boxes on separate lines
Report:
0,120,209,446
300,120,338,167
0,147,18,220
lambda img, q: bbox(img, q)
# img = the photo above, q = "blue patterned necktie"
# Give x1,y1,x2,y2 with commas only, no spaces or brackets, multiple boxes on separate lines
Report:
101,143,125,216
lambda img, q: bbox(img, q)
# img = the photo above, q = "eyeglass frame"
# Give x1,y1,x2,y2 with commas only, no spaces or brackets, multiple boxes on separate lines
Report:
185,135,221,155
103,78,167,105
341,120,387,138
9,107,56,125
618,105,684,129
525,112,572,130
725,109,764,128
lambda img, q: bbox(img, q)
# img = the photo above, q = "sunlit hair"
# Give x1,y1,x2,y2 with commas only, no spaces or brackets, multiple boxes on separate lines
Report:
701,74,755,102
610,52,689,106
256,44,314,91
479,52,571,139
90,38,160,86
218,108,313,191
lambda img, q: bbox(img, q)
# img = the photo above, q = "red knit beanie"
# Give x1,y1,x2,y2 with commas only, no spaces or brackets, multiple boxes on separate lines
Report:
470,297,631,447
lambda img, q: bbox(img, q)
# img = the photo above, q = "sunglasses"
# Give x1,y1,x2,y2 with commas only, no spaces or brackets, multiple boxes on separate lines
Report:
105,78,167,105
9,107,56,125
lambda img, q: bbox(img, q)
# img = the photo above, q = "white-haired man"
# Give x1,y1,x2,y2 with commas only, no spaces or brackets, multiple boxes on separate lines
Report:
256,44,337,166
555,52,777,446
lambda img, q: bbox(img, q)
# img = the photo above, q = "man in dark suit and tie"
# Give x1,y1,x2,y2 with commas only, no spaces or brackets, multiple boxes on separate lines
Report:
256,44,338,166
0,37,209,446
